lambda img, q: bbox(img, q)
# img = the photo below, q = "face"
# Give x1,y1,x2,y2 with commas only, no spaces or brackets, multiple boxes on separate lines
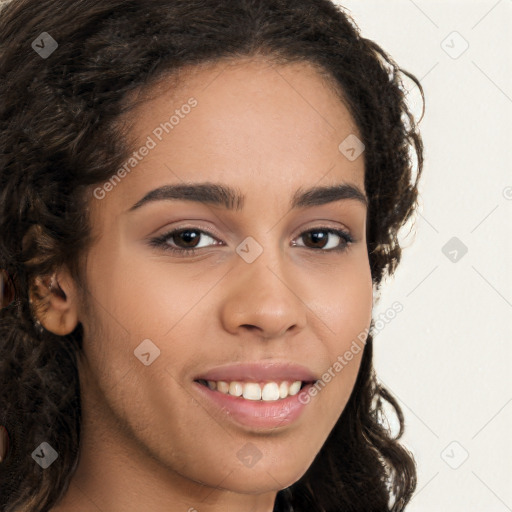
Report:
78,57,373,500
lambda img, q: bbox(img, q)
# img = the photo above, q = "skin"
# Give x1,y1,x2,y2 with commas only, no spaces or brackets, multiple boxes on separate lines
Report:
37,56,373,512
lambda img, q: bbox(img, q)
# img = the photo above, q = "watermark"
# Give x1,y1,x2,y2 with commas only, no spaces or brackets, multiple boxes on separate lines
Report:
31,442,59,469
441,236,468,263
31,32,58,59
134,338,161,366
440,440,469,469
93,97,198,200
372,300,404,333
440,31,469,60
236,236,264,263
338,133,365,162
236,442,263,468
151,97,198,141
298,301,403,405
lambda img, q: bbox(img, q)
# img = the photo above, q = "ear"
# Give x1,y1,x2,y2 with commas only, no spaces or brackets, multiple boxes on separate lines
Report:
29,267,80,336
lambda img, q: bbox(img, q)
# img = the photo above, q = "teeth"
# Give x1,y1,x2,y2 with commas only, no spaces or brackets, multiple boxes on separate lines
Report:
261,382,280,401
288,381,301,396
217,381,229,394
228,381,243,397
243,383,262,401
202,379,304,401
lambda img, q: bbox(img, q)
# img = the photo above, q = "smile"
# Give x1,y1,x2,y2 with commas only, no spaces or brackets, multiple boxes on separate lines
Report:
195,379,310,401
193,379,316,430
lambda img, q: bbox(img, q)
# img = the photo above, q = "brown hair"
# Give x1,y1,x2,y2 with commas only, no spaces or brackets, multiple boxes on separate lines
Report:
0,0,424,510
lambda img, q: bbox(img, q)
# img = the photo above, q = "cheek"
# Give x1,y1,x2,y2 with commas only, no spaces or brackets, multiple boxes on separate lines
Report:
309,259,372,415
78,245,204,410
79,247,155,383
313,253,373,340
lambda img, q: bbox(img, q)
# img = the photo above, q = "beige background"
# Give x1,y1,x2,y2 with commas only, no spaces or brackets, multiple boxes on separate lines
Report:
338,0,512,510
1,0,510,508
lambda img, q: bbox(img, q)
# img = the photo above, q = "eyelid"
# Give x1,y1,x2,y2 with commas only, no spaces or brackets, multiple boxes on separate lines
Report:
290,220,353,241
148,221,355,256
151,220,353,243
149,222,224,243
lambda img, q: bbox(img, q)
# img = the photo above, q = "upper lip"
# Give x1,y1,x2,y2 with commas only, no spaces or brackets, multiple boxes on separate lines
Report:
194,362,319,383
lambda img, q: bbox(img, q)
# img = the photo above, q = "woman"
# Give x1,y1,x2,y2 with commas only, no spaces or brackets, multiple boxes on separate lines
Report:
0,0,424,510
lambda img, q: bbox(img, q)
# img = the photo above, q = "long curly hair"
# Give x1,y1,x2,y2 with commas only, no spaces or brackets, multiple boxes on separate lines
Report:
0,0,424,510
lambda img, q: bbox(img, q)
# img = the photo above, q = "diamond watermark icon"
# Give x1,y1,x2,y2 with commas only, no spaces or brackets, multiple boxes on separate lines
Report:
441,31,469,60
441,441,469,469
338,134,365,162
31,32,58,59
442,236,468,263
134,338,161,366
237,442,263,468
236,236,263,264
32,442,59,469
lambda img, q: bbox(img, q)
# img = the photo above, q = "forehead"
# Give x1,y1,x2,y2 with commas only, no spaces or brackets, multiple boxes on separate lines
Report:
129,55,359,146
92,56,365,215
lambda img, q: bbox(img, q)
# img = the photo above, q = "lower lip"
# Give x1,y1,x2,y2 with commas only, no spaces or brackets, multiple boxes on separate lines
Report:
192,381,314,430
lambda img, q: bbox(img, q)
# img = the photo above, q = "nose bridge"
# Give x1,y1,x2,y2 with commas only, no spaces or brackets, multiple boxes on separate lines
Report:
236,229,292,295
220,233,307,338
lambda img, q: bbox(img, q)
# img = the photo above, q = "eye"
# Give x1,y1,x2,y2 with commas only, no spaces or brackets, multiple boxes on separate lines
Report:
148,227,221,256
148,226,354,257
291,227,354,252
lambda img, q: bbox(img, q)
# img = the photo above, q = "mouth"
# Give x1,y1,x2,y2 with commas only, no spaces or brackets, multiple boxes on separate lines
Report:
191,362,319,429
192,378,317,430
194,378,315,401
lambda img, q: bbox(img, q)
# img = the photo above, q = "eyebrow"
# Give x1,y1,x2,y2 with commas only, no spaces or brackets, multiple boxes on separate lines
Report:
127,181,367,212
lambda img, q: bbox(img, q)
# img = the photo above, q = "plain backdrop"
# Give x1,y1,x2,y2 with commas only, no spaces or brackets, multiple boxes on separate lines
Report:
336,1,512,510
1,0,510,510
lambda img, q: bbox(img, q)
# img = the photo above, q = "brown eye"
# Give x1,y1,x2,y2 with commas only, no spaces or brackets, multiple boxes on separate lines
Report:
148,227,221,256
148,226,354,257
171,229,202,249
302,230,330,249
293,228,354,252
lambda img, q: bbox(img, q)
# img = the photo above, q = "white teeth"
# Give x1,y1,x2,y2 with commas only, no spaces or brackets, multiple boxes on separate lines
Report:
288,381,301,396
243,382,262,401
217,381,229,394
261,382,280,401
203,379,303,400
228,381,243,397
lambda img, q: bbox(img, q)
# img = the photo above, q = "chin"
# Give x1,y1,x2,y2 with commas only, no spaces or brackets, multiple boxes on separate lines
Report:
211,459,311,495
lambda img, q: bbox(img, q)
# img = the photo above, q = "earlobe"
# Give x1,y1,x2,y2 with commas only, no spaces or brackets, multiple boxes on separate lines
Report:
29,269,80,336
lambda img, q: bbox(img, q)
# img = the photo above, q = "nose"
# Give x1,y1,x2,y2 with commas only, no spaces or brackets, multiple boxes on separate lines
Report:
219,251,308,340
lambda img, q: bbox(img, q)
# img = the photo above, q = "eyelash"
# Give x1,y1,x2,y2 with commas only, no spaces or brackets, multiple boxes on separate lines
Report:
148,226,355,257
